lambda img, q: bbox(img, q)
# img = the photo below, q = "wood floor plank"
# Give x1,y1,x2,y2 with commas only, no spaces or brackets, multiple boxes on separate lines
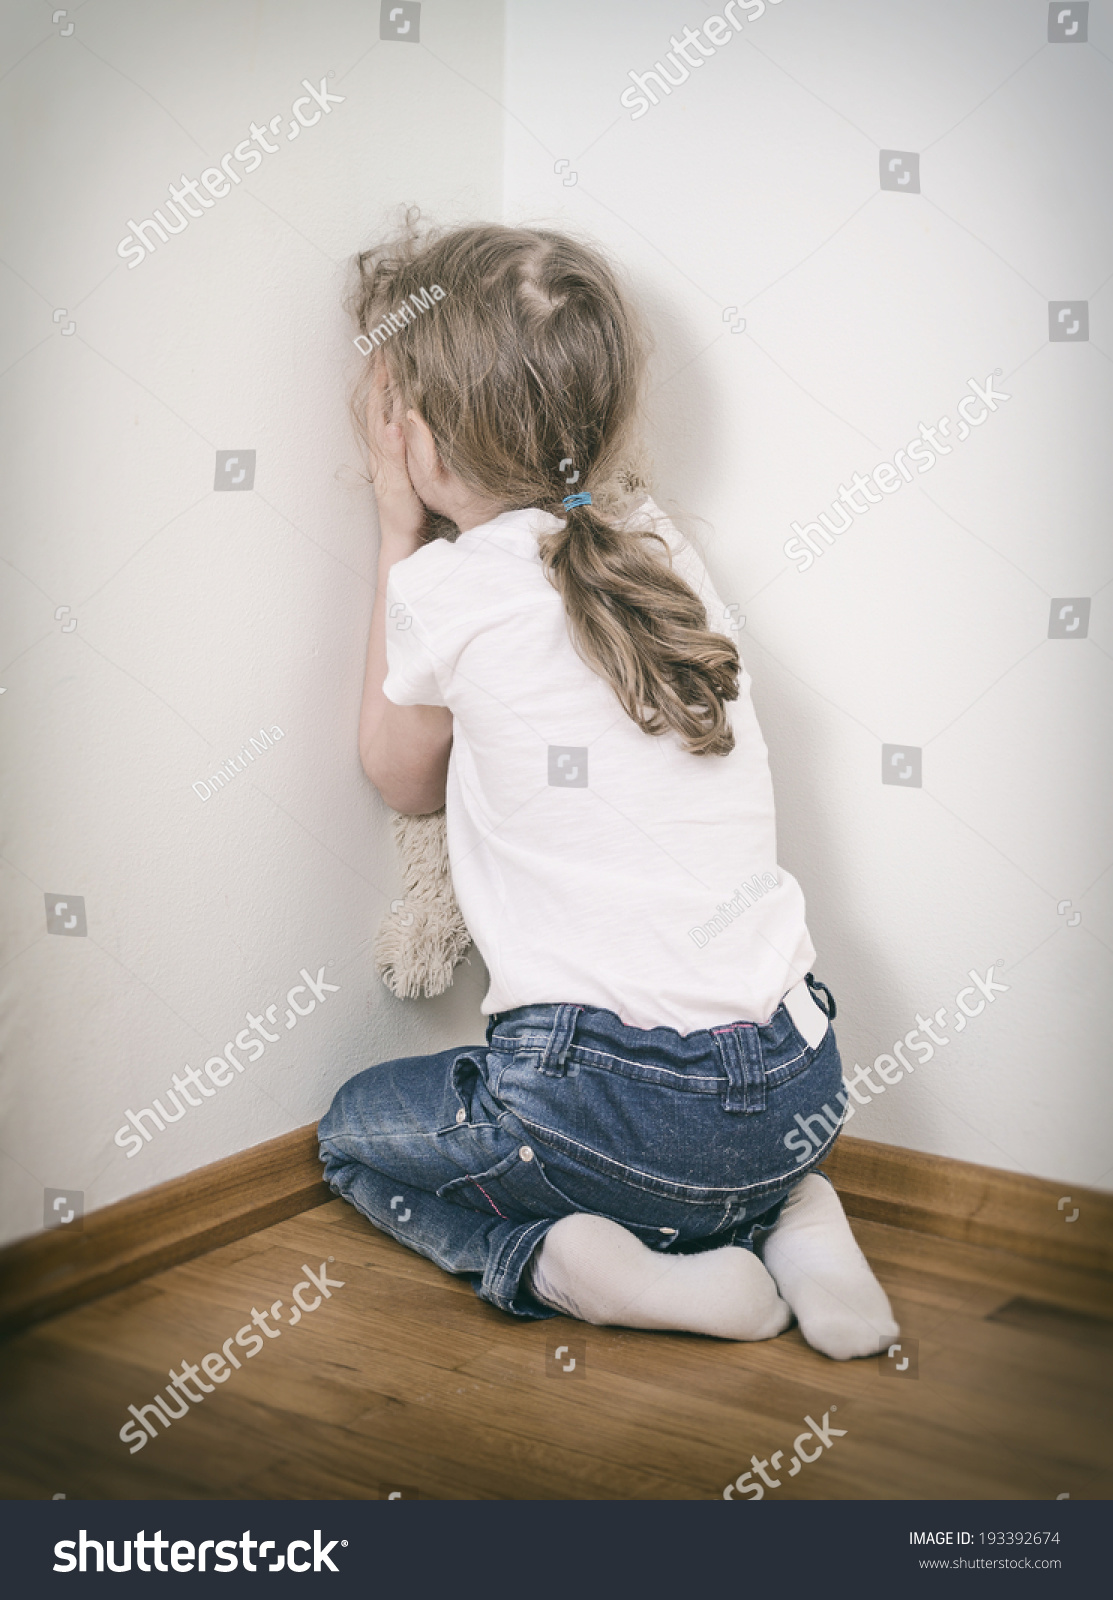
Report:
3,1198,1109,1501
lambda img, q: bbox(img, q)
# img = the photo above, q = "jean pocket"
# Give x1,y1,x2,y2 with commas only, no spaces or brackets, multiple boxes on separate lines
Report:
448,1048,506,1130
435,1139,575,1223
435,1138,682,1248
514,1142,698,1249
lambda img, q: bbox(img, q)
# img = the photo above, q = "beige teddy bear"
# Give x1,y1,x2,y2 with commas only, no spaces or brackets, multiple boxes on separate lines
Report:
374,808,472,998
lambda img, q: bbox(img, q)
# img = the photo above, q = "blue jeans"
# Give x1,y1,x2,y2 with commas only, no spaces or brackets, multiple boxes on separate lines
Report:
317,974,845,1320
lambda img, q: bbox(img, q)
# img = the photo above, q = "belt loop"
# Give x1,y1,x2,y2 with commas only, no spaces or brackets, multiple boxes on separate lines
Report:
805,972,837,1021
711,1023,766,1113
537,1003,582,1077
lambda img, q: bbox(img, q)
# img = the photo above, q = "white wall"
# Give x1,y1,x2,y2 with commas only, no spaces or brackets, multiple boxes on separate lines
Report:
502,0,1112,1188
0,0,503,1248
2,1,1110,1256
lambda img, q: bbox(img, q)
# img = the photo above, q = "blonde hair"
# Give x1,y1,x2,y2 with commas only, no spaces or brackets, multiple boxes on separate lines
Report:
346,212,740,756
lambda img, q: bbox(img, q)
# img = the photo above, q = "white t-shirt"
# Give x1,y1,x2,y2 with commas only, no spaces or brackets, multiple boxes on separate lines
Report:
382,498,816,1034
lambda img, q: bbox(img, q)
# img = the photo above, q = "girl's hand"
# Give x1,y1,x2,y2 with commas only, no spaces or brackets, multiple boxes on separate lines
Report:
366,368,428,551
358,362,453,814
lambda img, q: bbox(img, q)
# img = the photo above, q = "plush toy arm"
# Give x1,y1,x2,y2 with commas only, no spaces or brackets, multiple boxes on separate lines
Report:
374,808,472,998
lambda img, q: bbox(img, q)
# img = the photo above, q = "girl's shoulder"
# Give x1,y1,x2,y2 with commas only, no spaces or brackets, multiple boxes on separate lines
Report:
622,496,714,585
387,526,466,594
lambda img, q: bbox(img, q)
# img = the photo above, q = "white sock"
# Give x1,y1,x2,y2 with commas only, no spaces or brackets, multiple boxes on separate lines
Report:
759,1173,900,1360
527,1213,792,1341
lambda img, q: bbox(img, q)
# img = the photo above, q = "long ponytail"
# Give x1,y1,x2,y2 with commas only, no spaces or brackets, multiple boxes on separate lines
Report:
538,501,739,755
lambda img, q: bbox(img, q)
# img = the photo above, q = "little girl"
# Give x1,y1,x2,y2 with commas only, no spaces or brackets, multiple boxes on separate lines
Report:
318,220,899,1361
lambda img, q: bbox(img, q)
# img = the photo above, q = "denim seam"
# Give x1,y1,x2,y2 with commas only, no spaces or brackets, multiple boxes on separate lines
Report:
506,1150,700,1242
436,1117,498,1136
557,1045,725,1082
488,1035,547,1053
329,1180,472,1280
765,1041,809,1074
487,1217,557,1310
509,1117,809,1202
494,1035,808,1081
511,1041,808,1084
540,1003,583,1074
328,1126,450,1153
787,1108,846,1172
524,1114,846,1200
500,1046,725,1091
712,1021,766,1113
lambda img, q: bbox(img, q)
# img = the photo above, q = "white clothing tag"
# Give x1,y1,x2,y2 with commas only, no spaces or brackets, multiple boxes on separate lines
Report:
783,978,829,1050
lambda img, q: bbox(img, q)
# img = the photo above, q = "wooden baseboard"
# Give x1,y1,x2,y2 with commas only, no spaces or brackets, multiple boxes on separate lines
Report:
0,1126,331,1340
822,1137,1112,1277
1,1129,1108,1339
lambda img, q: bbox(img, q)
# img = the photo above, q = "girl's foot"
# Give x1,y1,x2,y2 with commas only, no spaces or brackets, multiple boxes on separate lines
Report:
527,1213,792,1341
759,1173,900,1360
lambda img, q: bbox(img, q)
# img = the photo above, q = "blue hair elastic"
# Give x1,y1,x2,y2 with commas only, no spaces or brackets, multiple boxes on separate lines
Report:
562,491,592,510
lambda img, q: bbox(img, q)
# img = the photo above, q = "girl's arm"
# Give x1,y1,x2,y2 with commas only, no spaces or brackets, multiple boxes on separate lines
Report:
358,390,453,815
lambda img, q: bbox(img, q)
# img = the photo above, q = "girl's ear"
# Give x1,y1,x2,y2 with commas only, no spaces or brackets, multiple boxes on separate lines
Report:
403,407,446,485
366,358,393,440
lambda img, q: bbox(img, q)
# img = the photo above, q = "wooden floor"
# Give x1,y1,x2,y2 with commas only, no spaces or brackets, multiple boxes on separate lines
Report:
2,1199,1111,1500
